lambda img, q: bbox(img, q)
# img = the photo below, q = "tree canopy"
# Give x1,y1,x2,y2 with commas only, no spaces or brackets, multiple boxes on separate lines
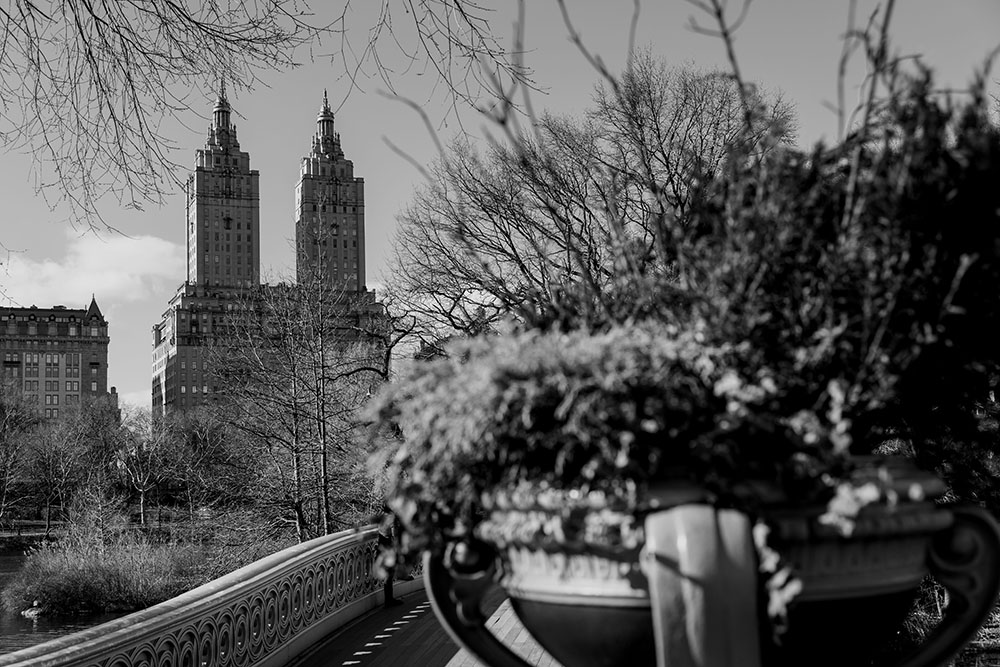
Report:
388,56,795,347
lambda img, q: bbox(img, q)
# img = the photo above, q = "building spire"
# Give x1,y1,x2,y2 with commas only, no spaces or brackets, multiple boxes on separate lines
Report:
317,89,335,130
209,76,237,148
312,88,341,159
86,294,103,320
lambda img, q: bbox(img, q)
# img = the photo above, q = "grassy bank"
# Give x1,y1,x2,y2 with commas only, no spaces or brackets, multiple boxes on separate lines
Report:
1,532,203,616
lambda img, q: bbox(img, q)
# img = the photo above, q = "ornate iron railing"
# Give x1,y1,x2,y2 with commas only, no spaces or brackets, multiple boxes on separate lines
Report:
0,526,388,667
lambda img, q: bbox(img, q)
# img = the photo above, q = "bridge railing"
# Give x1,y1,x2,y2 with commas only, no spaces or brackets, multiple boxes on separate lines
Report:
0,526,416,667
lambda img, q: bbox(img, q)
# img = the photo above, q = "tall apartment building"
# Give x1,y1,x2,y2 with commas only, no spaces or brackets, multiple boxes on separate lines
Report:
295,91,366,290
152,85,260,413
152,89,379,415
185,84,261,289
1,298,115,418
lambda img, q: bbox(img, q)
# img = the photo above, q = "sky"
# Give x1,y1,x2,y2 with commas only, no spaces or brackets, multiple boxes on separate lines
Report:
1,1,998,410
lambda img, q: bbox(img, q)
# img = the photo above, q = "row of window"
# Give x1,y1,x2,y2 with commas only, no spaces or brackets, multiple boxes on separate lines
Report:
6,324,101,336
24,386,98,404
203,244,249,255
213,156,244,168
12,353,87,364
2,340,97,350
35,380,82,392
311,204,359,213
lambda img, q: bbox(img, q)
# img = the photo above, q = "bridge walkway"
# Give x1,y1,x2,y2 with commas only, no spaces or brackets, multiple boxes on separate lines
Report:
297,586,557,667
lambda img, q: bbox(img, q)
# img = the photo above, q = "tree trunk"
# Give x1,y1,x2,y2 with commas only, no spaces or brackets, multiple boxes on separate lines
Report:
292,446,306,543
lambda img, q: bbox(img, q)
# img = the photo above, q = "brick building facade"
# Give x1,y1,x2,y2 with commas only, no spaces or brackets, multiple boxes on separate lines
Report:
1,297,115,418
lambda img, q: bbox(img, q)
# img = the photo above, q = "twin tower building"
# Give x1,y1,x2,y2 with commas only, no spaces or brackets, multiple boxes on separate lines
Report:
151,87,371,413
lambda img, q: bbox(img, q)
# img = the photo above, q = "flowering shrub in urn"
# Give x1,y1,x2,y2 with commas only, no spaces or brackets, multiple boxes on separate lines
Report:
370,71,1000,667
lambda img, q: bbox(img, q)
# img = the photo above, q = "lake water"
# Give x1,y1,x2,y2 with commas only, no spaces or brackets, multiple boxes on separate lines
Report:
0,546,120,655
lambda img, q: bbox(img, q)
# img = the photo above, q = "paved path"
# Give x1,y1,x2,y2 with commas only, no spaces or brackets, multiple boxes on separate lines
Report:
297,586,558,667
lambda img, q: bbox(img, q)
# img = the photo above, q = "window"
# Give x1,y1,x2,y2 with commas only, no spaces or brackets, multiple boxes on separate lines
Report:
67,353,80,378
69,325,77,336
90,381,98,392
180,386,186,394
28,324,36,335
90,326,98,336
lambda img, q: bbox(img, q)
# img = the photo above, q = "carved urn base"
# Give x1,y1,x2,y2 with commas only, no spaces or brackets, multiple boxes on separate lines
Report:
424,459,1000,667
501,545,655,666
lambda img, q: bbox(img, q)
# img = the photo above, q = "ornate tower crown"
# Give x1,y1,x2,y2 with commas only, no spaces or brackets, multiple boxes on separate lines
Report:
313,89,343,160
208,78,238,149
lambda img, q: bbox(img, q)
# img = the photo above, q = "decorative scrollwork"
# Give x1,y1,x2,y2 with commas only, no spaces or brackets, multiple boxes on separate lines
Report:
894,506,1000,667
0,528,385,667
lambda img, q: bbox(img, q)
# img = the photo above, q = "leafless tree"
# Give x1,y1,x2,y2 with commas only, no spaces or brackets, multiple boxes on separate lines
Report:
160,406,249,525
113,407,174,526
0,384,37,526
19,397,124,532
0,1,531,228
209,267,407,540
331,1,532,118
388,55,795,343
23,416,86,534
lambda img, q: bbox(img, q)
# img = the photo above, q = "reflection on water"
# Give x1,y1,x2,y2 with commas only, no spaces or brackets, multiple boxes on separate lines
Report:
0,546,121,655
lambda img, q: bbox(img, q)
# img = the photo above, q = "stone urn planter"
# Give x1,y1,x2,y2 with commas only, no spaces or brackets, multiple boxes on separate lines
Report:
423,458,1000,667
366,61,1000,667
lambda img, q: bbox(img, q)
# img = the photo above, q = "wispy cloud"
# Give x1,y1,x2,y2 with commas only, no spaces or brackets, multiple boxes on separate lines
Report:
0,231,184,308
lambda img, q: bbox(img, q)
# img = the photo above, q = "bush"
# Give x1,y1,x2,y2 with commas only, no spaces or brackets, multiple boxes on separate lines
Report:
1,530,203,616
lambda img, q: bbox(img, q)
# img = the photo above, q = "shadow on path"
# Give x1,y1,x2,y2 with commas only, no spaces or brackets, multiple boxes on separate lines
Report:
296,586,507,667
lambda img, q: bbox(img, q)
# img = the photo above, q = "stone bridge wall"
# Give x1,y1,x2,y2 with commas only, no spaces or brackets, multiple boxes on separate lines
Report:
0,526,421,667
